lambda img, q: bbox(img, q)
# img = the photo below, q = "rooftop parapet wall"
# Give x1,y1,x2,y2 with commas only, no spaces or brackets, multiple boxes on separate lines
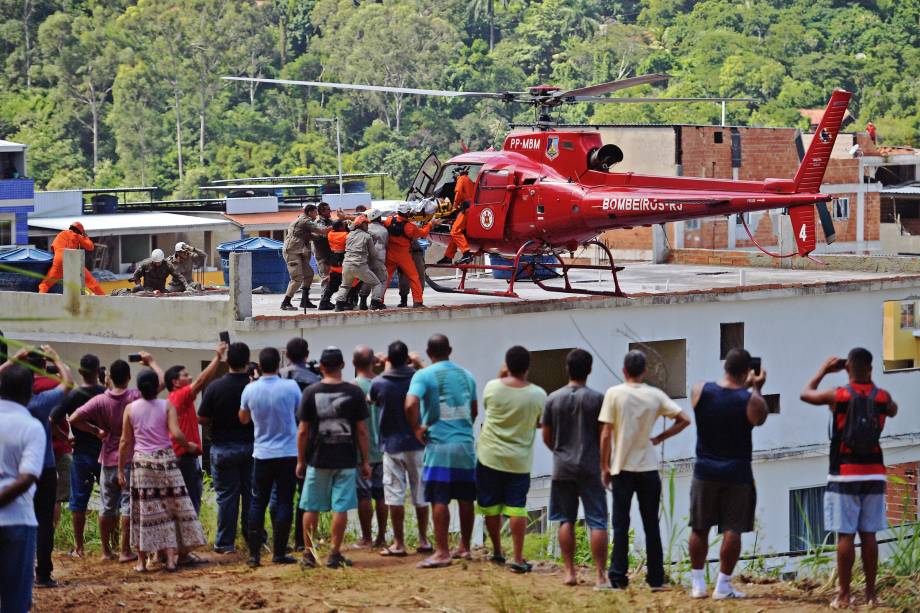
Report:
668,248,920,274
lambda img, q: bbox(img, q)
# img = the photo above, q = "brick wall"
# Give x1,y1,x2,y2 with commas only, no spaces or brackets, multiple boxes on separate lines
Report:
887,461,918,525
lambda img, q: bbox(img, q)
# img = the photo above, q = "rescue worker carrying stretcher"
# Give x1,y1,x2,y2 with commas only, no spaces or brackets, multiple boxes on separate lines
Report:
333,215,383,312
281,203,321,311
317,220,350,310
360,208,389,311
383,203,432,308
437,166,475,265
130,248,187,293
38,221,106,295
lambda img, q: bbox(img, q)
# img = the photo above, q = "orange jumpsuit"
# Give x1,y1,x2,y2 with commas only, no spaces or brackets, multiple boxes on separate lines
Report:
444,173,475,258
38,228,105,295
383,216,431,303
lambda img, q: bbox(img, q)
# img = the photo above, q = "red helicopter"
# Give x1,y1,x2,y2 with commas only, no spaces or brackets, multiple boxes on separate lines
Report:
225,74,849,298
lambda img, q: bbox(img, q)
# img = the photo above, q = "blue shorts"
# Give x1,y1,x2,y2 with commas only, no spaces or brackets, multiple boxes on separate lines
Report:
68,451,101,512
825,480,887,534
356,462,384,501
549,477,609,531
475,462,530,517
300,467,358,513
424,479,476,505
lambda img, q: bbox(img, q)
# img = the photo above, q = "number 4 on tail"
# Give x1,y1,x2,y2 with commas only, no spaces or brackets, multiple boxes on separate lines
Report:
799,224,807,241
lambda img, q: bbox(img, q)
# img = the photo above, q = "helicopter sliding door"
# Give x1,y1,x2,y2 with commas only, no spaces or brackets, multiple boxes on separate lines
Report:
469,168,514,240
406,153,440,201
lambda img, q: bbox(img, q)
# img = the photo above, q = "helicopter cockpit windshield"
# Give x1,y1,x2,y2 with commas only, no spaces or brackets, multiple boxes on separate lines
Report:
429,163,484,202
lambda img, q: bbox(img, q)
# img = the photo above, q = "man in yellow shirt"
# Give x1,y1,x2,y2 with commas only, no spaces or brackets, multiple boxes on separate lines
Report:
477,346,546,573
599,350,691,590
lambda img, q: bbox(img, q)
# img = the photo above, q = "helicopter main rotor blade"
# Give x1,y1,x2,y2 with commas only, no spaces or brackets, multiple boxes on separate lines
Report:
223,76,506,99
572,96,758,104
553,74,672,99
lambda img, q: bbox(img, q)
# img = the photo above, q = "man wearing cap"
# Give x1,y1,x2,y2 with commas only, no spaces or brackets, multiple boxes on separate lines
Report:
130,249,187,293
296,347,371,569
437,167,475,265
333,215,382,312
38,221,106,295
281,204,320,311
311,202,335,287
383,204,432,308
360,208,390,310
167,241,207,293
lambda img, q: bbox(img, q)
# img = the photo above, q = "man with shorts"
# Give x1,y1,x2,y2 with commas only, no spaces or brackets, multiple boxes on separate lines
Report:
542,349,608,588
352,346,387,548
372,341,431,556
600,350,690,590
70,354,164,562
50,354,106,557
297,347,371,569
801,348,896,608
688,349,767,599
406,334,478,568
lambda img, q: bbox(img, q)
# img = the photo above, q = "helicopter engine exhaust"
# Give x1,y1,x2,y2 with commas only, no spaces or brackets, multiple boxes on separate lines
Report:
587,144,624,172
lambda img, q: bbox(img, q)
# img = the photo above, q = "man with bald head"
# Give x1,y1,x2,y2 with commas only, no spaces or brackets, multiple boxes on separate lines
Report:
352,346,387,547
406,334,478,568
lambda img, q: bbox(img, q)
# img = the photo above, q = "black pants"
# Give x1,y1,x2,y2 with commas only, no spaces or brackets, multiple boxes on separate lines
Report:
609,470,664,588
177,454,203,516
248,457,297,561
320,271,342,305
33,467,57,581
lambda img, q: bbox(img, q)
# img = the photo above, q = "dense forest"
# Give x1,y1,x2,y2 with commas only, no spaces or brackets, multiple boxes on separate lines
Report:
1,0,918,197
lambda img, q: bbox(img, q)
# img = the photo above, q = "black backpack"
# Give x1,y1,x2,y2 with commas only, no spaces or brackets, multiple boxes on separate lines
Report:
839,385,883,456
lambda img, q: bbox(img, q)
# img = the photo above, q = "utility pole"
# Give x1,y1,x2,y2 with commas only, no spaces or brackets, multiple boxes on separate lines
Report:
316,117,344,195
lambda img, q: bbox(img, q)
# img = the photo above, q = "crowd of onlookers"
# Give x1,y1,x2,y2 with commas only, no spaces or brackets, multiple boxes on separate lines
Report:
0,335,896,611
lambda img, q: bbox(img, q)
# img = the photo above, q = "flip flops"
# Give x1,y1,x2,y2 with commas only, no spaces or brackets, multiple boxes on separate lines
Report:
416,558,452,569
380,546,408,557
508,561,533,574
415,544,434,554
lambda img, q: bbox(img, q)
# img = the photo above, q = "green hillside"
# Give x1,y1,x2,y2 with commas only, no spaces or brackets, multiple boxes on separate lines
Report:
1,0,917,195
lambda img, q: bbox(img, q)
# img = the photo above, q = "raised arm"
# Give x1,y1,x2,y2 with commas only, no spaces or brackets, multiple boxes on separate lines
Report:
746,368,768,427
0,347,30,374
139,352,166,392
42,344,73,390
801,357,842,406
191,343,227,397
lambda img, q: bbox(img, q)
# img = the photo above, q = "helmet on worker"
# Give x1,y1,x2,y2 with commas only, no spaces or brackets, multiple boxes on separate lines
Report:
151,248,165,263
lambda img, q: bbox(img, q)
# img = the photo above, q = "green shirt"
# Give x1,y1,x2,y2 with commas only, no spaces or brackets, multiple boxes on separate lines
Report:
477,379,546,474
355,376,382,464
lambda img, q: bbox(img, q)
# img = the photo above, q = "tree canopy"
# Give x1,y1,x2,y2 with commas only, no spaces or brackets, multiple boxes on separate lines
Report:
2,0,918,196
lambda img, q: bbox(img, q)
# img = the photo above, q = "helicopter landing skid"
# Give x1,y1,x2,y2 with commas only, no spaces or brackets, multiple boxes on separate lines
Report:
424,239,627,299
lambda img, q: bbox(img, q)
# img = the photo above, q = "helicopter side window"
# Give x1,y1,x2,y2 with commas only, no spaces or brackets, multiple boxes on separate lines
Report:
429,163,483,200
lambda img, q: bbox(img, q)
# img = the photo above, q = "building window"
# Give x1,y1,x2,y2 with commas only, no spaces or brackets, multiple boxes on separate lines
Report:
628,339,687,399
789,486,834,552
713,131,724,144
121,235,151,270
720,322,744,359
764,393,781,414
832,197,850,220
684,219,701,231
0,214,14,246
900,303,915,329
527,348,575,395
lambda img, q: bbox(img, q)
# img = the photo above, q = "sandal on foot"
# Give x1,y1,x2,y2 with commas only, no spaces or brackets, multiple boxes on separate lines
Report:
508,561,532,574
178,552,205,566
416,558,452,569
415,544,434,554
380,546,408,557
450,549,472,560
326,552,353,569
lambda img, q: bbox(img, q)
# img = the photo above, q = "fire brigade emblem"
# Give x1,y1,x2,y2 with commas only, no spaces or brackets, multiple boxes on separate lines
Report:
819,128,831,143
480,207,495,229
545,135,560,160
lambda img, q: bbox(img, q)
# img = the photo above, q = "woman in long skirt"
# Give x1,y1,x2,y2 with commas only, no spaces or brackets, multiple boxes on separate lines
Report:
118,369,206,571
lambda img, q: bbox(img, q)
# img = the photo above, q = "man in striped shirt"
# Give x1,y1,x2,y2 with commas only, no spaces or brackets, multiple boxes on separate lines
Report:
801,348,897,609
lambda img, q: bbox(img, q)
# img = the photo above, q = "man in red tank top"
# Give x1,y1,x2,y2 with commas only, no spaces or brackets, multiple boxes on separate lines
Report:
801,348,898,609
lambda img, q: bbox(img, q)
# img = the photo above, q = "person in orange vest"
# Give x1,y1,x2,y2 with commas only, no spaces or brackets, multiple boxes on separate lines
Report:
437,166,475,265
38,221,105,295
384,204,432,308
317,219,350,311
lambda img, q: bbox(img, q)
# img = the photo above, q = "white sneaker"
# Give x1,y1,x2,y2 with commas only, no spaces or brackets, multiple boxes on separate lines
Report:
712,586,746,599
691,586,708,599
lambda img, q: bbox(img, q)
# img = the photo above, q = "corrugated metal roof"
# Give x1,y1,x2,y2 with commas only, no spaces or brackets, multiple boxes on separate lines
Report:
28,212,233,237
0,139,26,153
222,211,299,230
882,183,920,196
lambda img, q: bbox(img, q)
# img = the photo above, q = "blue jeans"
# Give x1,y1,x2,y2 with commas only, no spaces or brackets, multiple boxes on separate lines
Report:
248,456,296,560
0,524,37,613
69,451,101,513
177,454,203,516
211,442,253,550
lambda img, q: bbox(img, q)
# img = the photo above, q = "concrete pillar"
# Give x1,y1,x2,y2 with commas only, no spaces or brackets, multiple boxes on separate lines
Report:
727,216,737,249
674,221,685,249
230,251,252,321
62,248,84,302
857,157,865,251
652,224,669,264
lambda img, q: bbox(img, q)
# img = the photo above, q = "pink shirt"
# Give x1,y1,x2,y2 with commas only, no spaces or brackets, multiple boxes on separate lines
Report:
71,389,142,467
129,399,172,453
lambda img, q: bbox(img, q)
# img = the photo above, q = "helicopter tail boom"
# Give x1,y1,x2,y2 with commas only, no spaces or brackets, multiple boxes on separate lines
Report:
792,89,852,194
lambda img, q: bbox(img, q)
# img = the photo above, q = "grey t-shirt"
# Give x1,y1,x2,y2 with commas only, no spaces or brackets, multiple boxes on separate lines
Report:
542,384,604,481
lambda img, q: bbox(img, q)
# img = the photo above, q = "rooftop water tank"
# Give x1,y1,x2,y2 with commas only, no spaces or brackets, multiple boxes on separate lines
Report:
91,194,118,214
217,237,288,293
0,247,61,293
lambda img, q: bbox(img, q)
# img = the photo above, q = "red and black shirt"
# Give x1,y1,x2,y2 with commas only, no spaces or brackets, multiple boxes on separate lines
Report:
829,383,890,478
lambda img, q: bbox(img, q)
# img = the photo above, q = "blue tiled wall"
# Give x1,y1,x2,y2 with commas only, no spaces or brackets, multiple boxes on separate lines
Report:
0,179,34,200
0,205,34,245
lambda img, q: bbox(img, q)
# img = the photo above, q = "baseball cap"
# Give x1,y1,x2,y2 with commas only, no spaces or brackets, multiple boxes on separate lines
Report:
151,248,165,263
319,347,345,368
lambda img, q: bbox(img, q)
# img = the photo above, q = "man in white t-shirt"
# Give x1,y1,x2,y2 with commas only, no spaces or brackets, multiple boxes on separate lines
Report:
0,364,47,613
599,350,690,589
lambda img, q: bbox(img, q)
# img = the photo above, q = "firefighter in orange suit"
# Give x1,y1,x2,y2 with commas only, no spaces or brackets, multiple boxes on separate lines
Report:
38,221,105,295
384,203,432,308
438,166,475,265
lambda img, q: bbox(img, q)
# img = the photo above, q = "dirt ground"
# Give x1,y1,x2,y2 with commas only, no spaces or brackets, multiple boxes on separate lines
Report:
32,547,891,612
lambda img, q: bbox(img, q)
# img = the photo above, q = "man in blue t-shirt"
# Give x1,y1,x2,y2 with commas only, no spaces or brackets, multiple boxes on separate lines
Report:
406,334,477,569
240,347,302,568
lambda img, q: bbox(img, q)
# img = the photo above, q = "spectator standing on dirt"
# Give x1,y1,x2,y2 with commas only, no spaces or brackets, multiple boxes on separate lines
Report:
801,349,896,609
352,345,388,549
599,349,690,590
541,349,608,588
477,345,546,574
405,334,478,569
687,349,767,600
372,341,432,557
198,342,254,554
0,363,46,613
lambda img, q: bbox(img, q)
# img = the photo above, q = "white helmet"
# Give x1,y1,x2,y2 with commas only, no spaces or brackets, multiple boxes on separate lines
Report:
397,202,411,215
151,248,165,263
366,208,383,222
175,241,188,253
